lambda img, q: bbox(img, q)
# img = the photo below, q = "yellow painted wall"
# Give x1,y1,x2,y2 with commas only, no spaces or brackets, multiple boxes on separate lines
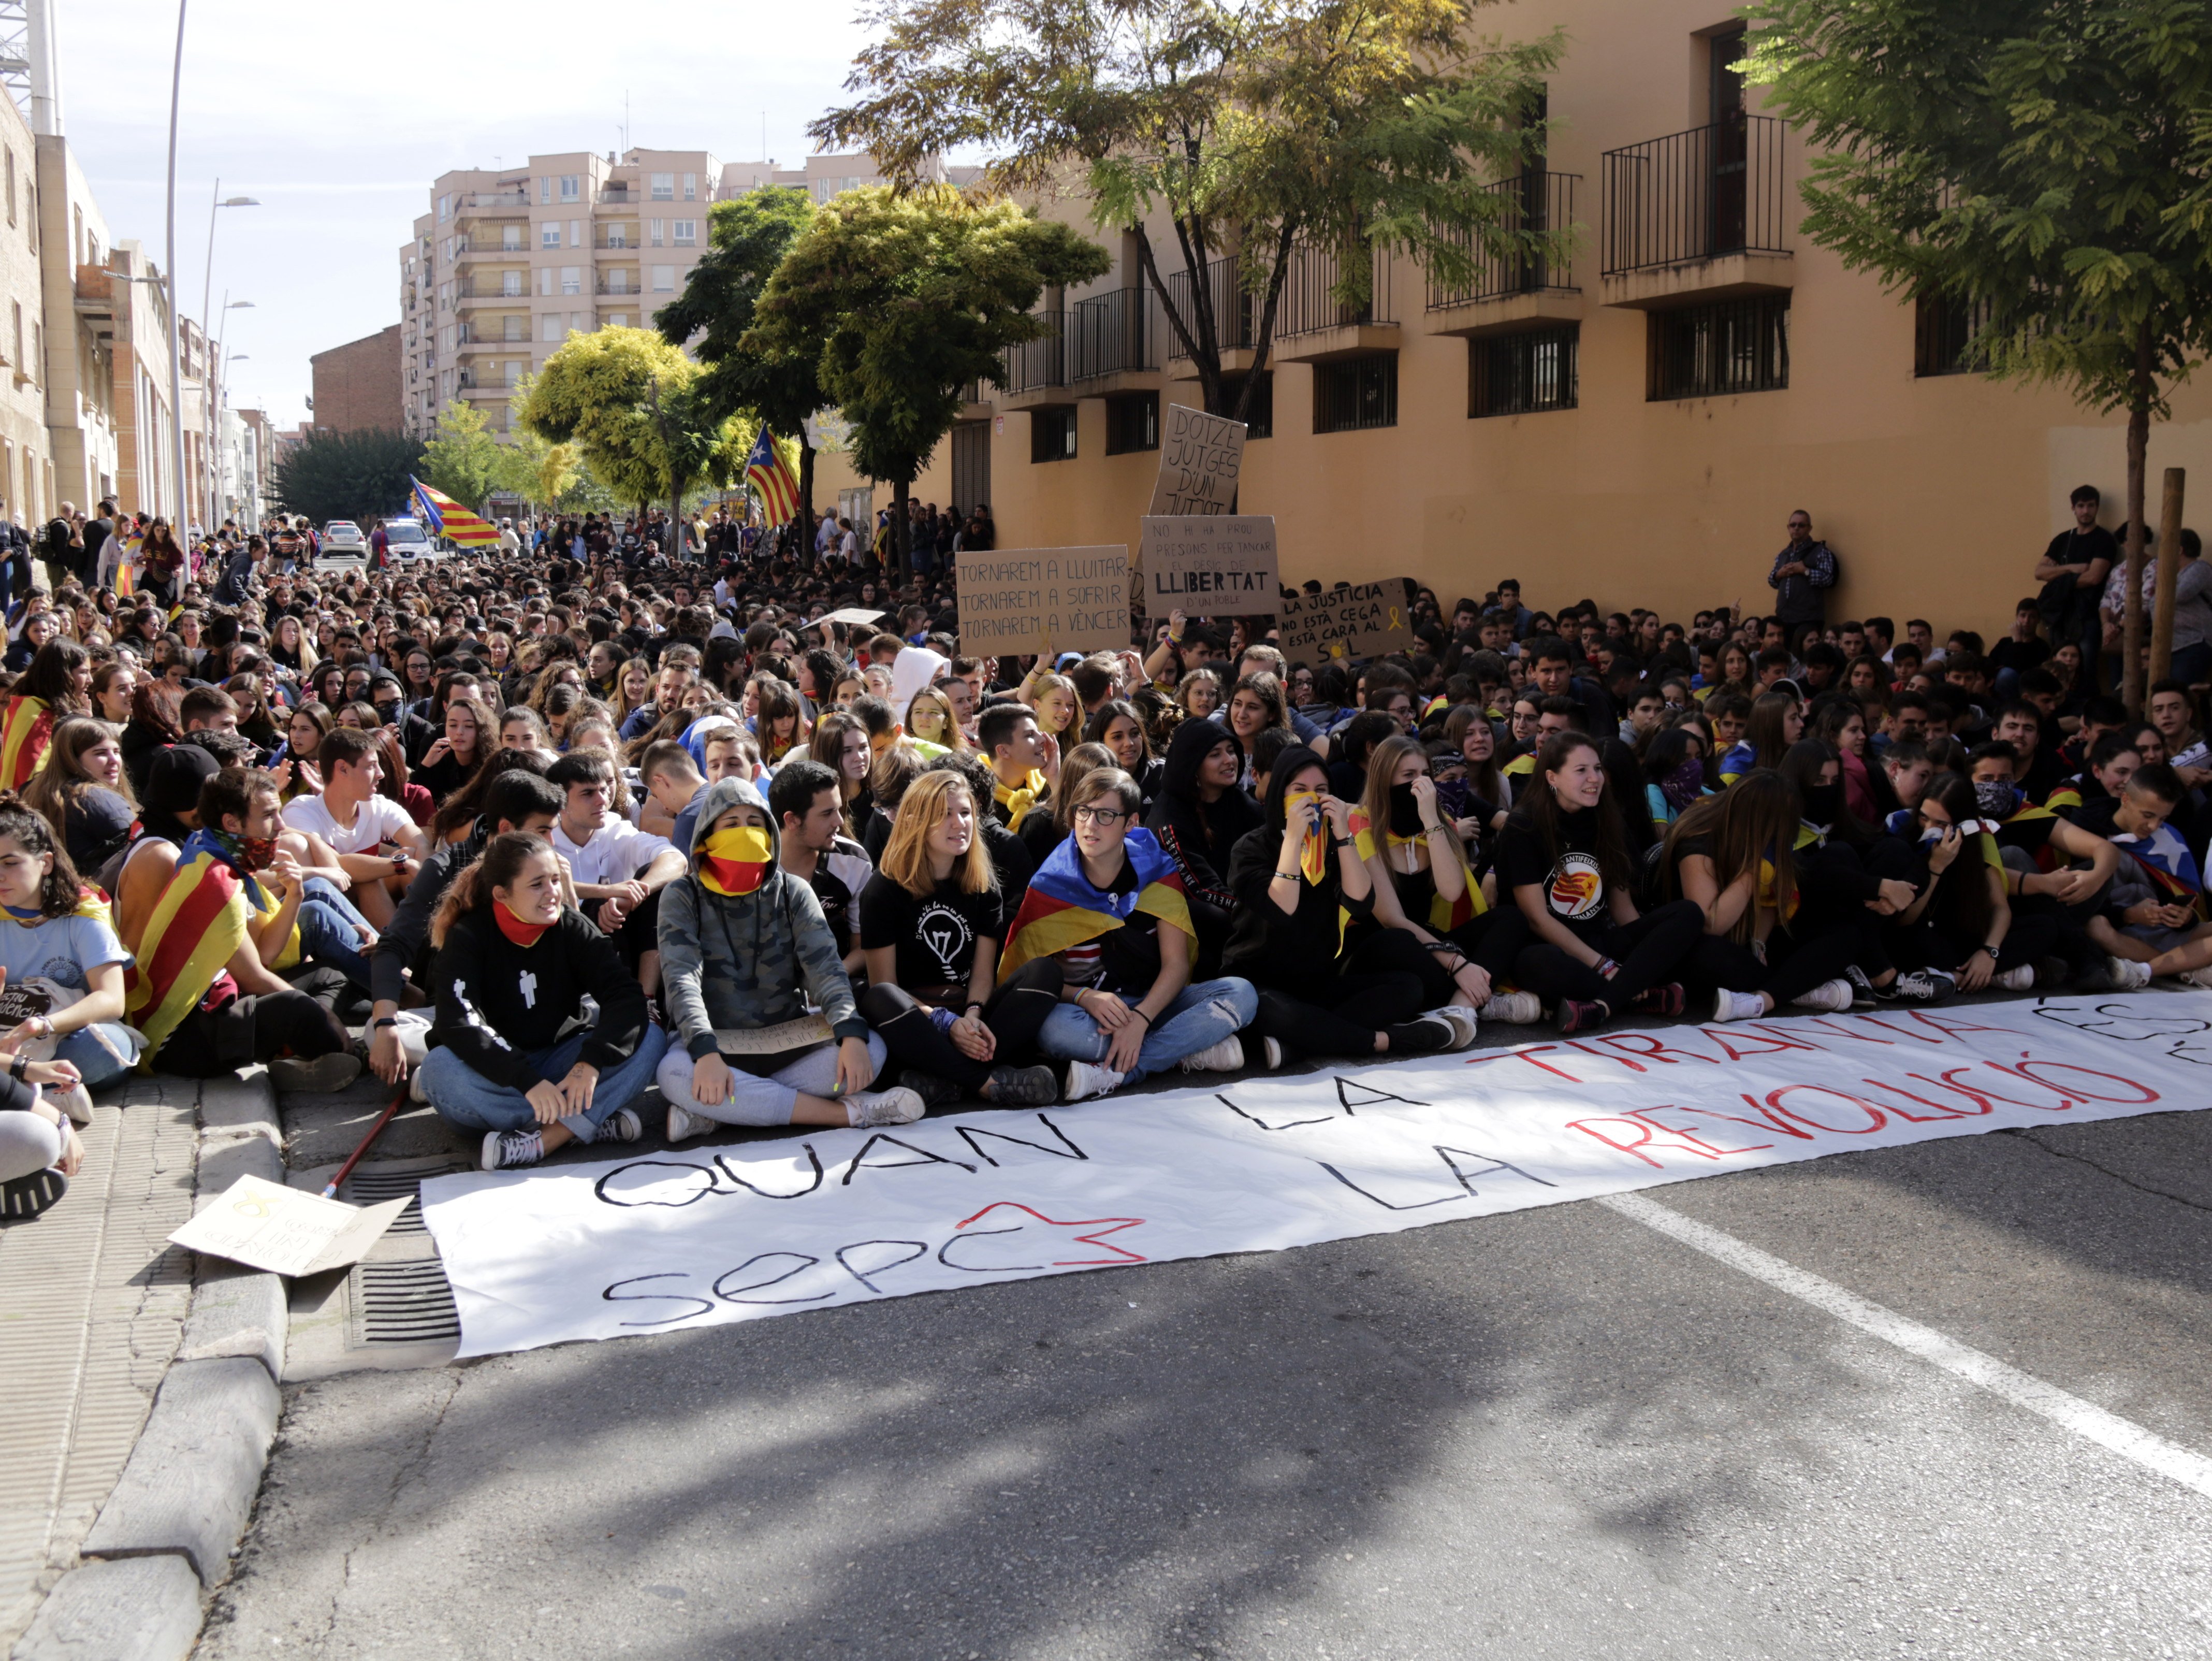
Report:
962,0,2212,642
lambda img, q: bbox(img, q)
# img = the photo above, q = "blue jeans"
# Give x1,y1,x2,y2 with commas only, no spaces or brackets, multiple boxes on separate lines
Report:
56,1021,139,1090
296,878,375,991
420,1026,669,1143
1037,977,1258,1082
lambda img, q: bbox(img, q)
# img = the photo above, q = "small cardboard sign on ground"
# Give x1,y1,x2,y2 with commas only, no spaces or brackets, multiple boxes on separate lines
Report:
1140,516,1279,618
1147,406,1247,517
170,1175,410,1277
957,545,1131,658
1278,581,1418,662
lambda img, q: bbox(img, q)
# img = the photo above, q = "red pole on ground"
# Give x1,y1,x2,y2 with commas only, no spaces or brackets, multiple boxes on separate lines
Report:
321,1083,410,1199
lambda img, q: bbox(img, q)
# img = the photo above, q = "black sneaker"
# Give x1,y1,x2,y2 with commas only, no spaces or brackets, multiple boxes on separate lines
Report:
1557,998,1610,1034
0,1166,66,1221
981,1064,1060,1107
1629,981,1685,1018
1878,970,1953,1003
898,1070,964,1112
1843,964,1878,1007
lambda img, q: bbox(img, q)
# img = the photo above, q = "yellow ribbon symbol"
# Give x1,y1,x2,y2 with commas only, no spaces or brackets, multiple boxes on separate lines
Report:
1387,606,1403,630
231,1194,279,1219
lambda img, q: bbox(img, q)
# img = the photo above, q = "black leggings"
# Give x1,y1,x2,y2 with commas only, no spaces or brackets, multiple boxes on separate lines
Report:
1251,929,1438,1060
1510,899,1706,1008
1897,912,2058,977
1345,908,1533,1010
858,958,1063,1094
1681,925,1860,1006
155,989,352,1077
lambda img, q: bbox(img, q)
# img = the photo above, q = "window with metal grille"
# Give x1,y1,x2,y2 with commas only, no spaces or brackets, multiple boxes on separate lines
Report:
1313,353,1398,433
1914,291,1992,377
1104,392,1159,455
1647,295,1788,400
1469,326,1579,417
1219,372,1273,439
1030,406,1078,463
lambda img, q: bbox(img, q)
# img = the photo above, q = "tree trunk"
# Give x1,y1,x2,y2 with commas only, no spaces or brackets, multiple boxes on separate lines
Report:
894,475,913,580
797,439,816,552
2151,468,2187,686
2123,320,2154,715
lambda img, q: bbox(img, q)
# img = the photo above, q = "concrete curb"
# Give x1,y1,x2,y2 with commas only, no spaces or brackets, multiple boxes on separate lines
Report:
9,1557,202,1661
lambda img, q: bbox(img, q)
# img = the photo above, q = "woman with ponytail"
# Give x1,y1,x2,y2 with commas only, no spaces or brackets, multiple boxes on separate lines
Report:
419,831,668,1172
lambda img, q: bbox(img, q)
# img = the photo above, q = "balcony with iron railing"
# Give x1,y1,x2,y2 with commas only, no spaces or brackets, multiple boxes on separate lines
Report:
455,279,529,302
1426,171,1585,338
458,238,530,258
996,310,1068,407
1270,240,1399,363
1162,257,1256,378
1066,287,1161,392
1599,113,1792,308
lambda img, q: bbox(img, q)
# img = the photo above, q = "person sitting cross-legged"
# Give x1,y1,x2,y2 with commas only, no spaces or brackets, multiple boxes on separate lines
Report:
1003,765,1258,1103
418,831,670,1172
856,770,1063,1110
656,775,923,1139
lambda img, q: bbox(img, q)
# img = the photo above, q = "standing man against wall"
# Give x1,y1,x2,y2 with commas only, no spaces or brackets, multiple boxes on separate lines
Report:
1768,509,1837,637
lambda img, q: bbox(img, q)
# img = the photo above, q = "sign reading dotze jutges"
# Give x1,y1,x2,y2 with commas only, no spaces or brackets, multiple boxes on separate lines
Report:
956,545,1131,658
1146,406,1247,516
1278,581,1418,661
1139,516,1279,618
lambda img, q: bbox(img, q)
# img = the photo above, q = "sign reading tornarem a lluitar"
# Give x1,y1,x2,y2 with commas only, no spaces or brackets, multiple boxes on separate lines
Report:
955,545,1130,658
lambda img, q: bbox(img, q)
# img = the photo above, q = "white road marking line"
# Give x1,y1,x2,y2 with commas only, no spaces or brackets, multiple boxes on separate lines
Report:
1600,1189,2212,1501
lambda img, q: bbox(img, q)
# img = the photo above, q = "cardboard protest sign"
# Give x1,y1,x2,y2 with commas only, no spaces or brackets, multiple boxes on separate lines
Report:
1139,516,1279,618
1146,406,1247,517
956,545,1130,658
171,1175,409,1277
814,606,891,628
1277,581,1418,662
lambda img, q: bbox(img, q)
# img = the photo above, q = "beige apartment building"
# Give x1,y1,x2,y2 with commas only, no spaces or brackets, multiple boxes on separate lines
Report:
875,0,2212,642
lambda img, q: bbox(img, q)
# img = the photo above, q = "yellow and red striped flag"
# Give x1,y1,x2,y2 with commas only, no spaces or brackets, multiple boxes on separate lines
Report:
0,695,52,790
409,477,502,550
124,831,254,1067
745,427,802,526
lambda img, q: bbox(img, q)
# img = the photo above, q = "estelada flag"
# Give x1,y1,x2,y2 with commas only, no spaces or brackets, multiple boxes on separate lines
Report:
125,831,253,1068
0,694,52,790
409,477,502,549
997,827,1194,982
745,427,801,526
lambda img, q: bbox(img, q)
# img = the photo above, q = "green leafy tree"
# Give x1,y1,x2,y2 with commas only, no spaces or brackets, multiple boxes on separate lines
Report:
656,186,828,529
501,380,583,507
419,401,508,511
269,427,425,525
1747,0,2212,712
746,184,1109,567
813,0,1565,423
517,327,748,551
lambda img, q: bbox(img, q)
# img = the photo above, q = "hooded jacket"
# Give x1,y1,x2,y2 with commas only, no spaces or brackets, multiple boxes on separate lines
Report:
657,775,865,1062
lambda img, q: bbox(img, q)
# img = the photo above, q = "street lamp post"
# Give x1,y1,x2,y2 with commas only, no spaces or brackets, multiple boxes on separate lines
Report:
199,185,258,532
218,351,248,528
207,296,252,533
163,0,187,527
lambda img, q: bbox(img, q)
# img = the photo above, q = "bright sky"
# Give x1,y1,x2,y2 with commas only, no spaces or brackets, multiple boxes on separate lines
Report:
55,0,880,429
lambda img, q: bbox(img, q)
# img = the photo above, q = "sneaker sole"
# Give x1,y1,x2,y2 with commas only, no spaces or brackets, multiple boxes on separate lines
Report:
270,1052,365,1093
1,1167,66,1220
986,1067,1060,1108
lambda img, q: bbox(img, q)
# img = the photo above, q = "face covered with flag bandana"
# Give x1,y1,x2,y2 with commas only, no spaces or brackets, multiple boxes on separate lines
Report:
698,807,774,897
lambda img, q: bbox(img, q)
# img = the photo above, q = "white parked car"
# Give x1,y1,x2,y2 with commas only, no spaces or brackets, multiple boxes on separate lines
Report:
322,520,364,549
383,517,441,563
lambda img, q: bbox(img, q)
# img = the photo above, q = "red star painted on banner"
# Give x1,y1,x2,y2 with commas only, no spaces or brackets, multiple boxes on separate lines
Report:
953,1201,1149,1265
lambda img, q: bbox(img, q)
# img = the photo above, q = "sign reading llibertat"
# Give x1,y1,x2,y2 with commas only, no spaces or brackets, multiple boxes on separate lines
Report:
1146,406,1247,517
955,545,1130,657
1139,516,1279,619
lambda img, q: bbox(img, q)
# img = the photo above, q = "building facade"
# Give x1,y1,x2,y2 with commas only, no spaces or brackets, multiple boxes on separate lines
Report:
309,323,402,434
936,0,2212,641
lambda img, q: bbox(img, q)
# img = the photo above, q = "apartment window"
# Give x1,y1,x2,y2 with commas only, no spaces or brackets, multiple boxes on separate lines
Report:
1648,295,1789,399
6,151,16,227
606,224,629,249
606,313,629,328
566,220,581,248
438,281,452,310
539,268,554,296
541,225,561,249
503,317,526,342
542,313,564,342
674,220,696,246
1030,406,1078,463
650,218,665,247
1104,392,1159,454
651,171,675,199
1914,291,1992,377
539,176,552,204
1469,326,1579,417
28,322,36,385
440,325,456,353
571,311,588,333
561,267,581,295
438,194,451,221
501,272,523,297
504,360,522,387
501,226,522,251
652,265,675,292
10,301,20,373
683,172,697,200
1314,353,1399,433
560,175,580,202
1219,371,1274,440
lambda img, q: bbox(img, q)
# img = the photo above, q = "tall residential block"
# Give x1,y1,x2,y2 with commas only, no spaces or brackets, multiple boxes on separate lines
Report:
310,323,402,434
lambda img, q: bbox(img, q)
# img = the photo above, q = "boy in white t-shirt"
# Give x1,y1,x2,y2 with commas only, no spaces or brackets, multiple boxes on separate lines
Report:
280,726,427,928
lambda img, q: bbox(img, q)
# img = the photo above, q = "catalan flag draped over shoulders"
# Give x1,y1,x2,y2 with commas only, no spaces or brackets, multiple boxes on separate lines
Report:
2112,821,2207,917
0,695,52,790
1348,805,1485,931
997,827,1194,982
408,478,502,550
746,426,802,526
124,831,253,1069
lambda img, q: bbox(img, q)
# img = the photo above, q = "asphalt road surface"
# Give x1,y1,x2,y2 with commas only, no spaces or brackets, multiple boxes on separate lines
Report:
201,1106,2212,1660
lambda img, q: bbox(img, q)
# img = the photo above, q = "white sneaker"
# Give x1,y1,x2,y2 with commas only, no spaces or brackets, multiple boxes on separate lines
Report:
409,1066,429,1105
1430,1004,1479,1050
2178,967,2212,991
842,1087,925,1128
592,1107,643,1144
481,1129,545,1171
1063,1060,1126,1102
1710,988,1769,1023
1791,978,1855,1014
1995,964,2036,992
2108,956,2153,990
47,1081,93,1125
1481,990,1542,1025
1260,1036,1284,1070
664,1102,704,1144
1177,1035,1244,1073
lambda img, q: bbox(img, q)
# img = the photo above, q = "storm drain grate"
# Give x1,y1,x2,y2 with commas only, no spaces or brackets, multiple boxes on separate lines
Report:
337,1161,466,1236
350,1259,460,1346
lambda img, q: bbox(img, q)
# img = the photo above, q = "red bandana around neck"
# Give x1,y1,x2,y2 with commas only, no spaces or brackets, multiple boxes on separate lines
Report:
494,899,552,947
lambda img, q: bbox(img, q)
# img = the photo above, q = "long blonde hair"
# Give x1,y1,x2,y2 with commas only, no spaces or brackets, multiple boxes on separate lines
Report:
878,771,995,897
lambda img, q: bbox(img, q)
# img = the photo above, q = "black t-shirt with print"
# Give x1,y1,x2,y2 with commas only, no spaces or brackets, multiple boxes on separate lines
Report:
858,873,1006,992
1496,805,1612,943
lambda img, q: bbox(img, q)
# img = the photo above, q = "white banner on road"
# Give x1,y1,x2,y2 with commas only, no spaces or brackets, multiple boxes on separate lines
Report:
421,995,2212,1358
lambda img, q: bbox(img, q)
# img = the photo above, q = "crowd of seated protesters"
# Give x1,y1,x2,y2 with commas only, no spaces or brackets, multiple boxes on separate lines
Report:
13,510,2212,1215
